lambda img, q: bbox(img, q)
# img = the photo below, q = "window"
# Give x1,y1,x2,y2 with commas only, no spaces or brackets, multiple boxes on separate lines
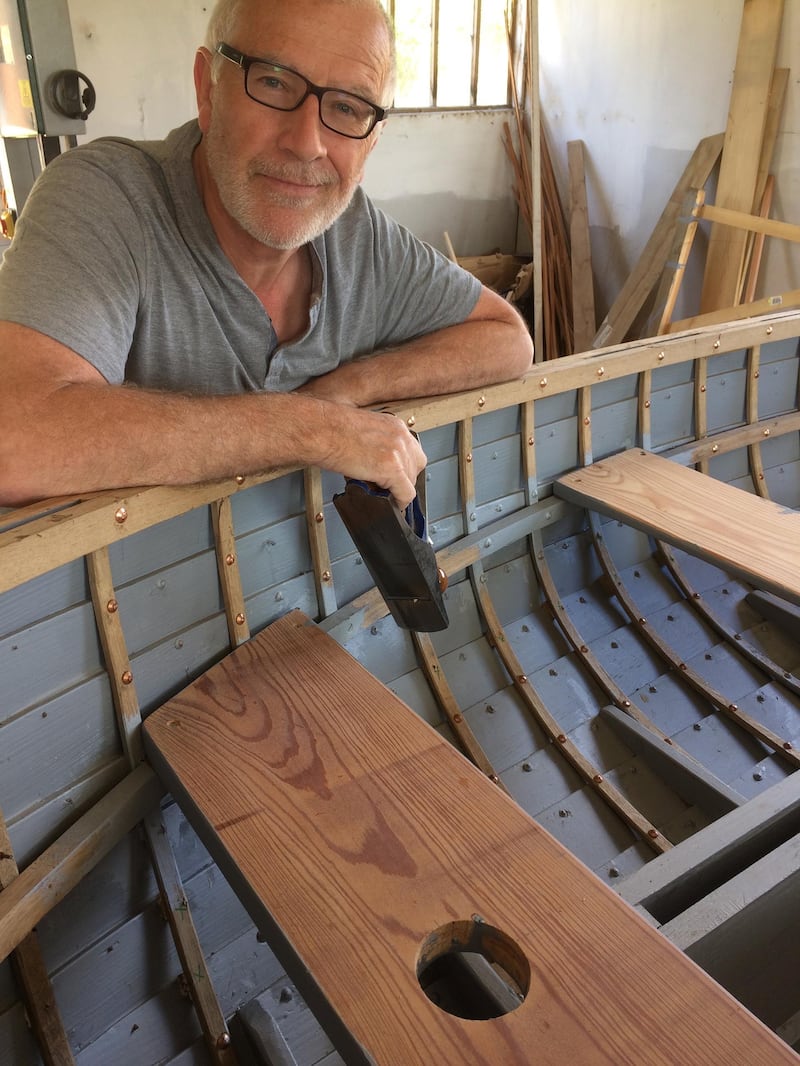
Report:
382,0,516,110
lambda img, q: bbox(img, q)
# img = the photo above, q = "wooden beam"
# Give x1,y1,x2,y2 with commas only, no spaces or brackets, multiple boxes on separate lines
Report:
699,0,785,313
593,133,724,347
668,286,800,332
567,139,596,352
699,202,800,243
0,765,164,963
1,815,76,1065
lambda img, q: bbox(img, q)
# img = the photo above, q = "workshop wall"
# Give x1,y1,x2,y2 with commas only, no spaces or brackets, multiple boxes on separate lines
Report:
63,0,800,319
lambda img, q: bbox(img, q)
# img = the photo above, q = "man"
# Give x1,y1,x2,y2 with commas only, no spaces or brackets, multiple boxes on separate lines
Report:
0,0,533,509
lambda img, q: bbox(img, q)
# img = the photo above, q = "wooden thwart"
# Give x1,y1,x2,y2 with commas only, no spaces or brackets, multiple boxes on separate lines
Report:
143,611,794,1065
554,449,800,608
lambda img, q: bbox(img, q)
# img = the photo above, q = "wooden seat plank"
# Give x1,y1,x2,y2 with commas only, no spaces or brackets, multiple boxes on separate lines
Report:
142,610,796,1065
555,448,800,608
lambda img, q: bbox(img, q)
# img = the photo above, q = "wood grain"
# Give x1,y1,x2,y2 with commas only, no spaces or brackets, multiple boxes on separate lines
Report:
143,611,796,1065
699,0,785,312
555,448,800,606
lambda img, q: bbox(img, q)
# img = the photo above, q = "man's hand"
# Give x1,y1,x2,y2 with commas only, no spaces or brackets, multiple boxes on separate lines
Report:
320,407,425,509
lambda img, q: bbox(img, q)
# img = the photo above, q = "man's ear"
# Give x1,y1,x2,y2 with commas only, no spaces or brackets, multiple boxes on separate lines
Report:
194,47,214,132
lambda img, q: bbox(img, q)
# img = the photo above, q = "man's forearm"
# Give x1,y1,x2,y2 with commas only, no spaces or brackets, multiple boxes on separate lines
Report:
0,381,424,507
298,299,534,408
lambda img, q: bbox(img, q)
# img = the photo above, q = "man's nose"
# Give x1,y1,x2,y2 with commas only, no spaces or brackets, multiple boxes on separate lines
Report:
276,94,327,160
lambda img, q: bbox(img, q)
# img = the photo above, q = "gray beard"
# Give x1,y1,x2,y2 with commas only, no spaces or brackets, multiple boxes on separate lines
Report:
204,132,353,250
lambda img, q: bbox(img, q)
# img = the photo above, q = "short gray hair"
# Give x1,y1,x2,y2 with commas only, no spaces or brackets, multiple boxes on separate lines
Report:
204,0,396,101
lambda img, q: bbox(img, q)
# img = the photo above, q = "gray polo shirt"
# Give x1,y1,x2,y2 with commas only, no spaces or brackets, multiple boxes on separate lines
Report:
0,121,482,395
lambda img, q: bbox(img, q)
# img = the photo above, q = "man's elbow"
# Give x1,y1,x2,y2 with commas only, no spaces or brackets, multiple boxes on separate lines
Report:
499,314,534,378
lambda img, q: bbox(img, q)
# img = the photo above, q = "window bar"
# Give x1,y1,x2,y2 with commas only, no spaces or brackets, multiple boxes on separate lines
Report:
470,0,482,106
431,0,440,106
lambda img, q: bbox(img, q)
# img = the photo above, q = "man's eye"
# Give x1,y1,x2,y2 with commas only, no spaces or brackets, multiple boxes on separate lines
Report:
258,75,287,91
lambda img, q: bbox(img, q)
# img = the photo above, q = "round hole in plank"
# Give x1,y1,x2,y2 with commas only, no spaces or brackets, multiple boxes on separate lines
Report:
416,918,530,1020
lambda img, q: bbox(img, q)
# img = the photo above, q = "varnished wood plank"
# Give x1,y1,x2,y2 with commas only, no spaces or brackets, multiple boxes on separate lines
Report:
699,0,785,312
143,611,795,1065
554,448,800,607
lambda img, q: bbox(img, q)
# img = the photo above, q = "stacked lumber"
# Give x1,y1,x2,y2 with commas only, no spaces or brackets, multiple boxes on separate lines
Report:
597,0,793,343
482,1,792,356
501,9,576,360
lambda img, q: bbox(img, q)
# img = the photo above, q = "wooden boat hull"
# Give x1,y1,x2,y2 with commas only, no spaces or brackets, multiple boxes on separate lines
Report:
1,310,799,1063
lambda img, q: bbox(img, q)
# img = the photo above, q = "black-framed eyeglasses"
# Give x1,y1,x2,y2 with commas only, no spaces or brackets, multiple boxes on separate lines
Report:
216,42,387,140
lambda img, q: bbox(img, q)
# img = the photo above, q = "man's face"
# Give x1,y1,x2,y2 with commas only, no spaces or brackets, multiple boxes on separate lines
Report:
196,0,392,250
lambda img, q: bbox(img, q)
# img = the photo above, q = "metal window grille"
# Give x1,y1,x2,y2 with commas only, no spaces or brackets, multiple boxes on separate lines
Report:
382,0,517,110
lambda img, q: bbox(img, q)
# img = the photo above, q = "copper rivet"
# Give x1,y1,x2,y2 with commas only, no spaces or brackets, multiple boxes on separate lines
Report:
114,506,128,524
539,378,548,388
712,444,719,452
593,774,603,784
557,734,567,744
784,741,793,750
315,511,324,523
580,645,588,653
235,475,245,485
518,674,528,684
729,704,738,713
754,371,760,379
648,829,659,839
597,367,605,377
235,613,245,626
490,774,499,783
528,436,535,446
658,352,665,361
225,553,235,566
478,395,486,408
121,671,133,685
764,428,770,437
623,700,631,708
322,570,332,582
644,400,651,409
638,617,647,625
106,599,119,614
713,340,720,350
759,472,765,480
453,713,463,724
466,453,473,463
216,1033,232,1050
407,416,416,427
700,385,706,393
583,417,591,426
766,326,773,335
679,662,687,671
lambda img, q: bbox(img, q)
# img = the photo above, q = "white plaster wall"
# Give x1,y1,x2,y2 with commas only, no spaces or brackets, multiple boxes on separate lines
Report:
63,0,800,310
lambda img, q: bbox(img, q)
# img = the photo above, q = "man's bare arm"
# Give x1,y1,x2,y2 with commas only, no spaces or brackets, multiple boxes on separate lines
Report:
0,322,424,508
296,285,533,407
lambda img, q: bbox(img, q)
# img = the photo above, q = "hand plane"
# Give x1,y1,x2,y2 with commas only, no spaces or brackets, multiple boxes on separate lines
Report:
333,476,449,632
